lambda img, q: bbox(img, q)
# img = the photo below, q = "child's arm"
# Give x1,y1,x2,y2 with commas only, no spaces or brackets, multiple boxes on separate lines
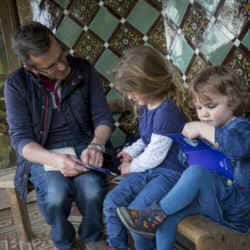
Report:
215,119,250,159
122,138,146,158
182,121,215,145
129,134,173,173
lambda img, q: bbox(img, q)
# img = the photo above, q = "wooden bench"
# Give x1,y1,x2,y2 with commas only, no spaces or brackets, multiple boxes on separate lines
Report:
1,168,250,249
177,215,250,250
0,168,32,242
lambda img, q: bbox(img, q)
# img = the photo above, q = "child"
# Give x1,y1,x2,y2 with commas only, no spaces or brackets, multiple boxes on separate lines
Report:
117,65,250,250
103,46,187,250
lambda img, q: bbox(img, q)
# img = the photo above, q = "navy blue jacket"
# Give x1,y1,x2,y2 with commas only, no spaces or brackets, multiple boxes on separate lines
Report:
4,56,113,200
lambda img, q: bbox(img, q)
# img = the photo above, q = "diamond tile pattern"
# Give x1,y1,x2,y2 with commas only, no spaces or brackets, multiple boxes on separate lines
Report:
22,0,249,148
200,22,233,65
69,0,99,26
196,0,220,14
242,30,250,50
89,7,119,41
56,16,82,47
127,0,159,34
54,0,70,9
104,0,137,18
74,30,104,64
171,34,194,73
164,0,189,27
109,23,143,56
182,4,209,47
95,49,119,81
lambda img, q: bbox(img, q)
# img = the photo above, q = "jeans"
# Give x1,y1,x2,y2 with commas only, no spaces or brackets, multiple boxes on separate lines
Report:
103,168,181,250
29,163,106,250
156,166,242,250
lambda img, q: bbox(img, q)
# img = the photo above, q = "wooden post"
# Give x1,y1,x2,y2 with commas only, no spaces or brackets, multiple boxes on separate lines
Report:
6,188,32,242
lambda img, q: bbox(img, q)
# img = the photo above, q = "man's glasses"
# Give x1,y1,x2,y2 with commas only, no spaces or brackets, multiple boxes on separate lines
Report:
34,50,68,74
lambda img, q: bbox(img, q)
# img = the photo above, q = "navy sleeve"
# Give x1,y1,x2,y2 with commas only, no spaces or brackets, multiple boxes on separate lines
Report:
4,75,35,155
215,118,250,160
153,101,186,135
88,65,113,129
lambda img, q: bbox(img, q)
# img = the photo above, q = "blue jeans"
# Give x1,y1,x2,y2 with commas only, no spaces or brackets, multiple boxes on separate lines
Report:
156,166,248,250
29,164,106,250
103,168,181,250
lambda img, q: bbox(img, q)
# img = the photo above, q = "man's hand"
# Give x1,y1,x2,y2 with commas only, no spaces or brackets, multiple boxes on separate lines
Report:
119,162,131,176
117,151,133,163
55,154,88,177
80,148,103,167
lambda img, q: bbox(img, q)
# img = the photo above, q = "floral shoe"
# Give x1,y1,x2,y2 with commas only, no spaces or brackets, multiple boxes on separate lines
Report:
116,206,167,237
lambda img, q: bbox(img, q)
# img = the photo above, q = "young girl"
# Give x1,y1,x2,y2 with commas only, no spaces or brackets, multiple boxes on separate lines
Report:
117,65,250,250
103,46,187,250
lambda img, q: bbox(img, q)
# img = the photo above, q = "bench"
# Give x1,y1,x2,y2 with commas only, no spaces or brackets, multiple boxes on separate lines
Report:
177,215,250,250
0,168,32,242
1,168,250,249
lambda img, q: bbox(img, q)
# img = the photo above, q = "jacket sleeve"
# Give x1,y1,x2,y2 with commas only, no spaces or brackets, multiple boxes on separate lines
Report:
215,119,250,160
88,65,113,129
4,75,36,156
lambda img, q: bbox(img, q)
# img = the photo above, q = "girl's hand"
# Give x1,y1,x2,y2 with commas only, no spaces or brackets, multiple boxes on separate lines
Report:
182,122,215,145
182,122,202,139
117,151,133,163
119,162,131,176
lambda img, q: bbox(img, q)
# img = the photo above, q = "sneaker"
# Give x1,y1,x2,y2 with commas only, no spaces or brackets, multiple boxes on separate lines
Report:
116,207,166,237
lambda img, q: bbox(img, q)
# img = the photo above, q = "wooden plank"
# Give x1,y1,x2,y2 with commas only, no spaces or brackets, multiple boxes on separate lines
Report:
0,172,15,188
6,188,32,242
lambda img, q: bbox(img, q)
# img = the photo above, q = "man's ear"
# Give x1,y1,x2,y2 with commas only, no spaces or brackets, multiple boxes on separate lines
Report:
24,64,39,75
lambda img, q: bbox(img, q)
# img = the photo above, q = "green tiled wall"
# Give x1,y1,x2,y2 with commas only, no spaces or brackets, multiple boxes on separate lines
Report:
162,0,249,88
19,0,249,148
29,0,166,147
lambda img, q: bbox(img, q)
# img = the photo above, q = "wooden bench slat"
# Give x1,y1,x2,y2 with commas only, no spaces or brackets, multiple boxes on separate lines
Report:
178,215,250,250
0,172,15,188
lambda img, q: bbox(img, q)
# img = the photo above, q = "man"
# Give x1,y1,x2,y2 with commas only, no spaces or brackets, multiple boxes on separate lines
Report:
4,22,113,250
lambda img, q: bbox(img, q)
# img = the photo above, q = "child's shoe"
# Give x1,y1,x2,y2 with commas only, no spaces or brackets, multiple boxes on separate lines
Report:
116,206,166,237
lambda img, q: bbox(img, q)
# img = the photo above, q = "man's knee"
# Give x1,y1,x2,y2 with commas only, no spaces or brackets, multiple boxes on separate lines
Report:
47,190,70,211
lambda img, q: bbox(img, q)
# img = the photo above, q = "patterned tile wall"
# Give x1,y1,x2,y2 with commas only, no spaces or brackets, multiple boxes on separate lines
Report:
30,0,166,147
162,0,249,93
19,0,250,149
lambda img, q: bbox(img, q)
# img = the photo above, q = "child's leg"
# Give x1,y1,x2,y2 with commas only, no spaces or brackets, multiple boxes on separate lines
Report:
156,203,199,250
103,172,149,249
128,171,181,250
117,166,225,235
160,166,223,222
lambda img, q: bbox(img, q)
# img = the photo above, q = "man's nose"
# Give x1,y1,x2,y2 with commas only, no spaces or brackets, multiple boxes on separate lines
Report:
56,61,67,71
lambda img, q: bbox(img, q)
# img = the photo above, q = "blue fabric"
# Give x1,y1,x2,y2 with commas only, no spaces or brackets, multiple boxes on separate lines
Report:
30,164,106,249
4,56,113,200
28,143,107,249
215,117,250,189
156,117,250,250
139,100,187,172
156,166,250,250
104,169,181,250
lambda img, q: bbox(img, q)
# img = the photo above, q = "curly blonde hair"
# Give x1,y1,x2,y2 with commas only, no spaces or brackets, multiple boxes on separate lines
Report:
189,65,249,116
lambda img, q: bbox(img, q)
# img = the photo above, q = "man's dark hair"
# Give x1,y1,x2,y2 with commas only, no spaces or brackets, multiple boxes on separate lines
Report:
12,21,55,65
